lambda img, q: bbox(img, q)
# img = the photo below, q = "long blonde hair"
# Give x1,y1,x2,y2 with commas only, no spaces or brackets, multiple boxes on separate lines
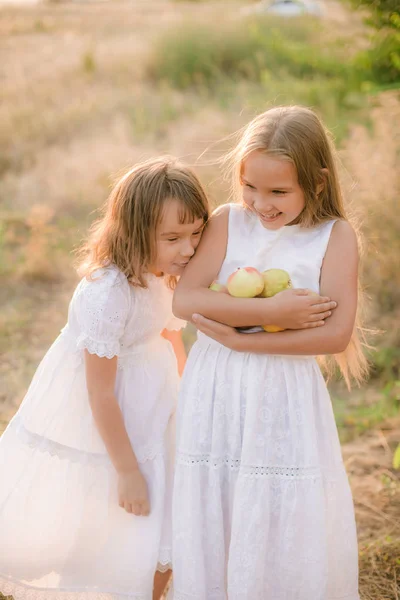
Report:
77,156,209,288
223,105,369,387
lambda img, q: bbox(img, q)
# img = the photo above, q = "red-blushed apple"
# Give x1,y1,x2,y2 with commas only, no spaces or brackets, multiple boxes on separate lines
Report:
227,267,264,298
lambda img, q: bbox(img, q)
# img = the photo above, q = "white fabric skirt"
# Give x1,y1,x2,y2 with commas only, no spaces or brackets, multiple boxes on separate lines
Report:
0,416,174,600
0,333,177,600
172,333,360,600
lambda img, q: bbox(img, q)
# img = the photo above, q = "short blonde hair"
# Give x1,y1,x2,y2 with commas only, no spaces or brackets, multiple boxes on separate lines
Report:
77,156,209,287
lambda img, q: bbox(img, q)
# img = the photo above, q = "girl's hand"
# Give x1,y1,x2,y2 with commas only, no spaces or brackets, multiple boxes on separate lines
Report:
269,289,337,330
118,469,150,516
193,314,241,350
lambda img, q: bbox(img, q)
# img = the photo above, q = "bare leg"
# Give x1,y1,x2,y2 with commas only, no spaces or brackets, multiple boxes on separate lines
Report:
153,569,172,600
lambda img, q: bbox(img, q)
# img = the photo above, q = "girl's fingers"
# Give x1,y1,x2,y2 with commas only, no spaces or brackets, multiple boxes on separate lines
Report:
302,321,325,329
312,300,337,312
309,311,332,322
132,502,142,516
125,501,133,514
194,315,229,336
194,314,221,329
320,311,332,320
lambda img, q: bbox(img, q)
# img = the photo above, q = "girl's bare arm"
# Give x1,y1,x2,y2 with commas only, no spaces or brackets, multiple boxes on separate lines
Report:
173,205,337,329
84,352,139,474
193,220,358,355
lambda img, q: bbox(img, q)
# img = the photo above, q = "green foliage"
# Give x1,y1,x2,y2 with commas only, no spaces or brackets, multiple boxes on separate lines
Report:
355,29,400,84
333,381,400,442
393,442,400,469
371,346,400,382
349,0,400,84
148,17,352,90
348,0,400,30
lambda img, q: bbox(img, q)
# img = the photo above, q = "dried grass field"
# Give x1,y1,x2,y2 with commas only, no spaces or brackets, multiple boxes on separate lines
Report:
0,0,399,597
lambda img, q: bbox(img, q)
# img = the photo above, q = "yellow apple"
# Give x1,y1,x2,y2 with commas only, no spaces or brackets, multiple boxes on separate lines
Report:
209,281,228,293
260,268,291,332
227,267,264,298
259,268,292,298
262,324,285,333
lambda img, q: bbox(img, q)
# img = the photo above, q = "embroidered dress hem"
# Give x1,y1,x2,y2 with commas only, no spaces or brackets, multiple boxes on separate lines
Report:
0,575,155,600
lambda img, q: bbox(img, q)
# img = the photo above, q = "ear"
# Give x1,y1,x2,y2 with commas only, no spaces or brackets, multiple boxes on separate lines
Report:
317,168,329,195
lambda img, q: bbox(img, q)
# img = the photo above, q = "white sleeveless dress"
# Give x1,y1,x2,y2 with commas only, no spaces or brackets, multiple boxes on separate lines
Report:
0,265,184,600
172,204,359,600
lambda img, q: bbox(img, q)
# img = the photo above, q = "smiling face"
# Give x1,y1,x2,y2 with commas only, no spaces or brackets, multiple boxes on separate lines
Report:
241,151,306,230
152,198,205,277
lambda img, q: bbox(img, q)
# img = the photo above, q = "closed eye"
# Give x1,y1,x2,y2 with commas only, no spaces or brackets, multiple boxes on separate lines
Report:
272,190,287,195
244,183,256,190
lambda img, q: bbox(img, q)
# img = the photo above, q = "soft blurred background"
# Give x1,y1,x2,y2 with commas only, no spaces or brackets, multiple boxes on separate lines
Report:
0,0,399,596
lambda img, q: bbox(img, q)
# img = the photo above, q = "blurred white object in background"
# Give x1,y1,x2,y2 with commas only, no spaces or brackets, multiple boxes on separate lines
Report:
242,0,323,17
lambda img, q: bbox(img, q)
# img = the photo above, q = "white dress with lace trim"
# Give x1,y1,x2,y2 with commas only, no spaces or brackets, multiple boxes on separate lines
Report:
172,205,360,600
0,265,184,600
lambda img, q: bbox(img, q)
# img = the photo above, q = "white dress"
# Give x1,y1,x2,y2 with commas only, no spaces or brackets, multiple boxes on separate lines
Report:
172,204,359,600
0,265,184,600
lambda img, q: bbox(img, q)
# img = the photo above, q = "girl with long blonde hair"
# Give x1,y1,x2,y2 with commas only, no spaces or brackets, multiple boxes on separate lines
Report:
172,106,366,599
0,156,209,600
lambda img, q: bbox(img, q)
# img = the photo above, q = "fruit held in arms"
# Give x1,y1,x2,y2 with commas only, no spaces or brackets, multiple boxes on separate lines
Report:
262,324,285,333
209,281,228,293
227,267,264,298
259,269,292,298
261,268,291,332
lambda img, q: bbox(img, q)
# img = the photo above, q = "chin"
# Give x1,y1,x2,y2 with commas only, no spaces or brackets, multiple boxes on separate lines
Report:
165,264,185,277
259,219,284,230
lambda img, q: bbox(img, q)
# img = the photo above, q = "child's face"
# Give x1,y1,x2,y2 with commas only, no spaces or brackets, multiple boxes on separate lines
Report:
241,151,306,230
153,198,205,277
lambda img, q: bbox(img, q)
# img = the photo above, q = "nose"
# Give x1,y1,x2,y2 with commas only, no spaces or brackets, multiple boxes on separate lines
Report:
254,200,277,213
181,238,196,258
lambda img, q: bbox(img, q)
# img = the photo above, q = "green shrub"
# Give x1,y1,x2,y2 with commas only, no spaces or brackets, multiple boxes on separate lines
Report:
147,17,352,90
358,30,400,84
348,0,400,85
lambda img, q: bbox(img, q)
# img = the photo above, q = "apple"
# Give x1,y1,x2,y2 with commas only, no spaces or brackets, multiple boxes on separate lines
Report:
227,267,264,298
260,268,291,332
262,324,285,333
259,268,292,298
209,281,228,293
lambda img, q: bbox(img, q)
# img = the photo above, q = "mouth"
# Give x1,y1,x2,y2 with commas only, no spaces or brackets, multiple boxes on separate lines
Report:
174,261,190,268
256,209,283,223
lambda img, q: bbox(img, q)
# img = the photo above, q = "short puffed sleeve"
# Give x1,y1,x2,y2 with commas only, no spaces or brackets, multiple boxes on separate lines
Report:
74,267,131,358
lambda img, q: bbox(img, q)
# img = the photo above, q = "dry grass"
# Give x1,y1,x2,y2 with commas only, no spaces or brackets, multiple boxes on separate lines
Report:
0,1,399,597
341,91,400,317
343,418,400,599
